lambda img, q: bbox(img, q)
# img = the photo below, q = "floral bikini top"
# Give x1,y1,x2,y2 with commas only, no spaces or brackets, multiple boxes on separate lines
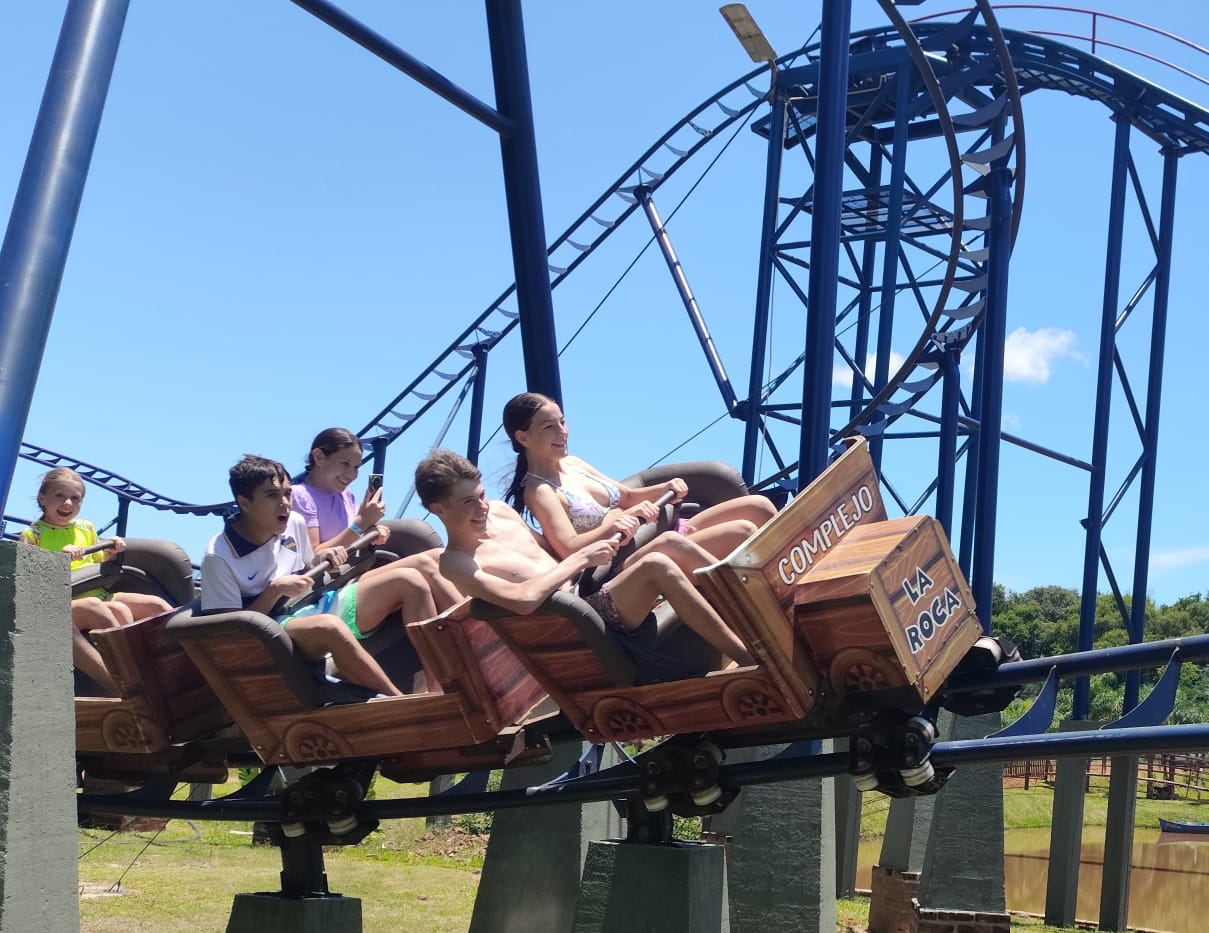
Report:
527,470,621,533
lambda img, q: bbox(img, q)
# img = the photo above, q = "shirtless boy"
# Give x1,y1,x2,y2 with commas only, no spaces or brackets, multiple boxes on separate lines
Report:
415,448,753,668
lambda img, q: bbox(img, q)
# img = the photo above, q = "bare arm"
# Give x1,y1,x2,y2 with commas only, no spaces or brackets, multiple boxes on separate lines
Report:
525,480,638,559
439,539,618,615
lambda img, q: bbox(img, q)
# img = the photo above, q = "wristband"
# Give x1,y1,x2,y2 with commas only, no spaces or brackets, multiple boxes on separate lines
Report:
349,522,364,535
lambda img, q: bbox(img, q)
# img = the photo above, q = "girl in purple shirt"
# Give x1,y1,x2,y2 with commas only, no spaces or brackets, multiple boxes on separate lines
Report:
291,427,462,612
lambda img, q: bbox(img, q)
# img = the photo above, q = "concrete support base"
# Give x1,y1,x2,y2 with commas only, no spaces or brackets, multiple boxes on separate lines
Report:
226,893,361,932
469,741,622,933
1044,719,1098,926
916,713,1005,915
0,542,78,933
1098,754,1139,931
572,839,728,933
912,902,1010,933
707,742,836,932
868,865,920,933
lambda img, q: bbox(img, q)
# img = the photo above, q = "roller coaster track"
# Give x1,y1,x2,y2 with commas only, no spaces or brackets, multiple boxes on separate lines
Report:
14,8,1209,522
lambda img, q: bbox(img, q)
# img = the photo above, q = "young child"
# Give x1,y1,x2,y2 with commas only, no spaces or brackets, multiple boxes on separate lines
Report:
22,467,174,693
290,427,462,612
199,455,444,697
415,448,754,669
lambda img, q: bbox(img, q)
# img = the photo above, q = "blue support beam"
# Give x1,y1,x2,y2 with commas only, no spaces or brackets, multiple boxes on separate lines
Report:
1074,116,1132,721
799,0,853,484
485,0,562,405
288,0,512,136
0,0,130,512
742,86,787,486
969,165,1013,632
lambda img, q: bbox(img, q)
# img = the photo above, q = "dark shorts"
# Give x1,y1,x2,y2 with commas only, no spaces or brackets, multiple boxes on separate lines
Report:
586,586,703,685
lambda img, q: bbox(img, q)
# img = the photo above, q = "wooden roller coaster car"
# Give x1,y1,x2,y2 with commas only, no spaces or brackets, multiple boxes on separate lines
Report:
474,440,982,746
471,460,812,744
699,438,981,721
161,520,555,777
165,598,553,777
73,540,234,778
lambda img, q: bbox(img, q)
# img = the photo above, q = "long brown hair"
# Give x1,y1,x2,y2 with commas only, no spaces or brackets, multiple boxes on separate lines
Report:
501,392,556,510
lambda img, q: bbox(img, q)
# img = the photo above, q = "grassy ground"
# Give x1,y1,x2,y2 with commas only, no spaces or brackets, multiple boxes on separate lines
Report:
77,775,1204,932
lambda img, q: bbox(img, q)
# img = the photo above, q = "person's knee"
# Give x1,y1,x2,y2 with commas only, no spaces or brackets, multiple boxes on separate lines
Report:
637,551,683,584
732,519,758,540
110,601,135,625
747,495,776,520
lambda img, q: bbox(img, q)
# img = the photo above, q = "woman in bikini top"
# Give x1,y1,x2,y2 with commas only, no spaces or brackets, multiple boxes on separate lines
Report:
501,392,777,577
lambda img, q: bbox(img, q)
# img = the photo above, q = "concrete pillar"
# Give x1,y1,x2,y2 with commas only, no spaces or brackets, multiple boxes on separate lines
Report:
469,740,622,932
1098,754,1138,931
1044,719,1098,926
707,742,836,932
833,737,861,898
915,713,1009,933
572,840,728,933
867,794,936,933
0,542,79,933
226,893,361,932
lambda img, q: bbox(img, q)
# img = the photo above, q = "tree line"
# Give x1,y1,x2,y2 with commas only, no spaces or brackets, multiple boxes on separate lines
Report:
989,585,1209,725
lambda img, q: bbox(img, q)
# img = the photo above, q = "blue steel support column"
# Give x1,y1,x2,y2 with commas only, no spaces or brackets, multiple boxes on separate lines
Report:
485,0,561,405
370,435,387,476
1099,149,1178,933
969,165,1013,630
0,0,130,510
635,186,738,412
799,0,853,484
1074,116,1131,721
741,86,787,486
849,146,882,424
870,63,912,473
1123,150,1177,712
936,346,960,537
466,344,489,465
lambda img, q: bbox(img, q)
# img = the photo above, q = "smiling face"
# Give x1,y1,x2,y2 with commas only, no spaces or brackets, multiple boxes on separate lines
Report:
429,477,491,539
38,478,86,527
236,477,294,544
516,401,569,463
309,443,363,493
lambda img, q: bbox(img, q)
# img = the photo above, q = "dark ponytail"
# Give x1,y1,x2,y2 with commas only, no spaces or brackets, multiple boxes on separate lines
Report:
305,427,361,472
502,392,555,511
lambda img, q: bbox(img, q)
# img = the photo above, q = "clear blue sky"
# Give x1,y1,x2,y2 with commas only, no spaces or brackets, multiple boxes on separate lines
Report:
2,2,1207,608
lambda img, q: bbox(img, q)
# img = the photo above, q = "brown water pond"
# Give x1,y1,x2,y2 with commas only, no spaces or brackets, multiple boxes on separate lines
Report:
857,827,1209,933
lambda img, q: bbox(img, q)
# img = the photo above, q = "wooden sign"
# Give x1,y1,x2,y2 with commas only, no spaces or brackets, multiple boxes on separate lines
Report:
791,515,981,707
696,437,888,709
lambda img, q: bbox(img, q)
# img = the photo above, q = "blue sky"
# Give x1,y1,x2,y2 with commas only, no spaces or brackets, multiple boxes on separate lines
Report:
2,2,1207,608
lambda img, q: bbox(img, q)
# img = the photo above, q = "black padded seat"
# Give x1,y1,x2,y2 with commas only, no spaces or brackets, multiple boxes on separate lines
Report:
471,589,717,687
580,459,754,596
71,537,195,607
166,608,330,708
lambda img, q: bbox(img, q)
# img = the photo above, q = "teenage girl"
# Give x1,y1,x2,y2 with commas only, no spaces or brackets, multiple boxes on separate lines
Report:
291,428,462,613
502,392,776,575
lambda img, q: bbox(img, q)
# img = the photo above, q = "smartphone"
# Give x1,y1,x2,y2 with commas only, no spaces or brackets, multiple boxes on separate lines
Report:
368,473,384,495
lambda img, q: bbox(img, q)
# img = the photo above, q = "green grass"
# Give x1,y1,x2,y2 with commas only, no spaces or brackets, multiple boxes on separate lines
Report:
78,775,1205,932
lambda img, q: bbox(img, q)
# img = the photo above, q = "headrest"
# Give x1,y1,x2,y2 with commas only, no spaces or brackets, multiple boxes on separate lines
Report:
378,519,443,559
71,537,195,606
471,589,638,687
621,460,750,511
165,607,324,708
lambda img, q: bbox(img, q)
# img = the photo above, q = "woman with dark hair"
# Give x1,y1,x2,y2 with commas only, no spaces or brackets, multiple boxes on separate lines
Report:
291,427,463,614
502,392,775,574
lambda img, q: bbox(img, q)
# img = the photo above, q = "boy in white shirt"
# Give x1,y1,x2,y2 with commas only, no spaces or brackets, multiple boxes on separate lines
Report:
200,454,404,697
